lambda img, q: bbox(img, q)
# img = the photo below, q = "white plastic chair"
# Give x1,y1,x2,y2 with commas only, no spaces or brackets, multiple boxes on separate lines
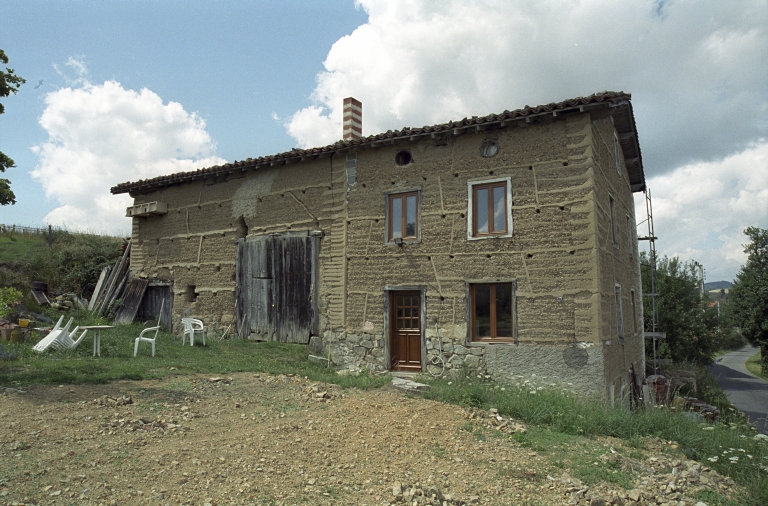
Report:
51,326,89,351
51,315,65,331
134,325,161,357
181,318,205,346
33,317,79,353
33,329,64,352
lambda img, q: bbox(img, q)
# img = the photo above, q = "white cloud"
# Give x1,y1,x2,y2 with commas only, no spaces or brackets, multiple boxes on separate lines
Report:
286,0,767,280
634,141,768,282
52,56,89,87
286,0,767,173
31,70,226,234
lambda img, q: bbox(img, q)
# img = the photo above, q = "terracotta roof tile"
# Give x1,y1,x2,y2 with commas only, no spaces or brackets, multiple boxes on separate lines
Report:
112,91,644,195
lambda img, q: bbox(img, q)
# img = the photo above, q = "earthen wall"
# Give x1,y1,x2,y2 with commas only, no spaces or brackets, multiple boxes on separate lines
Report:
589,115,645,404
127,110,642,400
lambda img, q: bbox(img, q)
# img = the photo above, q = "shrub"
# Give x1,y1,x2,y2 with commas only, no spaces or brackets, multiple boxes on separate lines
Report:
0,286,22,318
22,232,124,294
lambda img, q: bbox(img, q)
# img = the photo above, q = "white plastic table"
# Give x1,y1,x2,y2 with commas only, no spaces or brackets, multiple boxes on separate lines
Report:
78,325,116,356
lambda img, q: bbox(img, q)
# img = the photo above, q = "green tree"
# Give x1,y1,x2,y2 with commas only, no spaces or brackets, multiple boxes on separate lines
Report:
640,252,719,365
726,227,768,372
0,49,26,206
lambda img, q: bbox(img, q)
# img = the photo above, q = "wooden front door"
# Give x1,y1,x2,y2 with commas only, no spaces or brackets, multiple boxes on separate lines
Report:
390,291,422,371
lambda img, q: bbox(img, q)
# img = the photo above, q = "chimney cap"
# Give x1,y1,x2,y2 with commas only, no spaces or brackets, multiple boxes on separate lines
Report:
343,97,362,141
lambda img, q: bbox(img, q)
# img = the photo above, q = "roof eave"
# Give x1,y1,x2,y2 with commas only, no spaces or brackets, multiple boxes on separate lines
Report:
111,91,646,195
608,100,646,193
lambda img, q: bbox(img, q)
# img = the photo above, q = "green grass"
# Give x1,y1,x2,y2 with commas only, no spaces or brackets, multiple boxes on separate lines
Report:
690,489,743,506
746,352,768,381
512,426,635,489
0,321,390,390
0,233,46,264
431,442,446,458
421,375,768,505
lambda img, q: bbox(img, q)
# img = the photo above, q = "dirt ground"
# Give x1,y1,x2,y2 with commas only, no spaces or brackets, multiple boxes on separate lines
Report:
0,373,743,506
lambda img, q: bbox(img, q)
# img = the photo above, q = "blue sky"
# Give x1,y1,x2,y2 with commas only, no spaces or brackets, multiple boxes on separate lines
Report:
2,0,366,225
1,0,766,282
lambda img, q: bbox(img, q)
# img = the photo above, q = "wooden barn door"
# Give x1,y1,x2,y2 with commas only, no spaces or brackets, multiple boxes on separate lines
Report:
238,236,274,339
137,282,173,330
236,233,318,343
390,291,422,371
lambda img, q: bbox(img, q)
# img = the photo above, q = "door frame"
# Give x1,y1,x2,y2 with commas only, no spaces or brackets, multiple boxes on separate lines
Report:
383,285,427,371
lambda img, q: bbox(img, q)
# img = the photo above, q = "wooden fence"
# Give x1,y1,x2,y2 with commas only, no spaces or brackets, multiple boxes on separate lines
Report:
0,224,59,235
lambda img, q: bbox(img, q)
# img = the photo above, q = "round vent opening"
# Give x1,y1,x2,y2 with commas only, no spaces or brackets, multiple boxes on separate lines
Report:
480,139,500,158
395,151,412,165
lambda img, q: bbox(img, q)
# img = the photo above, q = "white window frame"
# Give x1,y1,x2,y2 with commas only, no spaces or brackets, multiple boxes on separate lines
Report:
626,214,634,259
467,176,513,241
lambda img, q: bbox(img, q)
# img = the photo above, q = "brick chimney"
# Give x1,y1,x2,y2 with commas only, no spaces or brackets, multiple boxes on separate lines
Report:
343,97,362,141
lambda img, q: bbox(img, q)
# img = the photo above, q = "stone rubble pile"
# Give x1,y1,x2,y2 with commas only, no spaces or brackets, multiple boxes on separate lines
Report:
390,481,479,506
462,407,528,435
304,384,338,402
99,414,191,436
674,396,720,422
561,454,738,506
89,394,133,407
49,293,87,311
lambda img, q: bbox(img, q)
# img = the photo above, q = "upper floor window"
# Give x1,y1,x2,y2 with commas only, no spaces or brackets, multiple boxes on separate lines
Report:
468,178,512,239
615,284,624,338
627,215,634,259
470,282,516,342
614,131,622,177
387,191,420,242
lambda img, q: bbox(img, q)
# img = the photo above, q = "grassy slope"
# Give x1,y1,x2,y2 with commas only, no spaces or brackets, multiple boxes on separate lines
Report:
746,351,768,381
0,234,46,264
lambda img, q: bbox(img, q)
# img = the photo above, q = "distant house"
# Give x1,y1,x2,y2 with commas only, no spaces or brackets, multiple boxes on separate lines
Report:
112,91,645,402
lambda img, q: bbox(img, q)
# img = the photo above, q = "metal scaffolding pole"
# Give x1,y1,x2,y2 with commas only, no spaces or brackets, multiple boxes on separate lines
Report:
638,188,661,372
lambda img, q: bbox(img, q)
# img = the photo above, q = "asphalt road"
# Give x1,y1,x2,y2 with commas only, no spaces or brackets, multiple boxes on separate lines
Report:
707,345,768,435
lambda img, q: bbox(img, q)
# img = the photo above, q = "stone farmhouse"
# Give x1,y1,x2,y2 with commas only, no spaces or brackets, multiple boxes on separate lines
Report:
112,91,646,402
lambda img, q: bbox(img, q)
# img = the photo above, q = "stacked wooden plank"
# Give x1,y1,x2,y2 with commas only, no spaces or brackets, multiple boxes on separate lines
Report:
112,279,149,324
89,240,132,316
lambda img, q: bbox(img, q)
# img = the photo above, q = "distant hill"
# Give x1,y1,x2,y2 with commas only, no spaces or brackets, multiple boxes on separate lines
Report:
705,281,733,291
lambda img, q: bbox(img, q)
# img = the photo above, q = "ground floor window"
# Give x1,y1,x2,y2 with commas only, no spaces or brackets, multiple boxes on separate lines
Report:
470,282,515,341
